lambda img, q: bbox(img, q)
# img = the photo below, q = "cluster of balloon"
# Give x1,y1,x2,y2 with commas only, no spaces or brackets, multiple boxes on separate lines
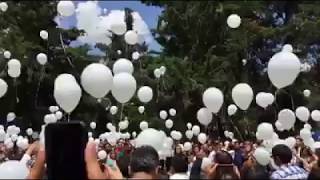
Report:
135,128,171,154
44,114,57,124
224,130,234,139
48,106,63,120
154,66,166,79
227,14,241,28
7,59,21,78
0,2,8,12
232,83,253,111
40,30,48,40
57,1,75,17
255,92,275,109
81,63,113,99
54,74,82,118
267,46,301,89
170,130,182,141
276,109,296,131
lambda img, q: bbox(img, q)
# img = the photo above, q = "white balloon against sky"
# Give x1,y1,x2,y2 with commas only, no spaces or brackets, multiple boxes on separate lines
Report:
57,1,75,17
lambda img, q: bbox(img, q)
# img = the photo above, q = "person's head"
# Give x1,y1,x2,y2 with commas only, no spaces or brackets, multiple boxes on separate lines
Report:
175,144,183,154
129,145,159,179
215,150,233,164
300,146,313,158
109,150,116,160
295,137,303,147
171,155,188,174
117,155,130,178
243,164,270,180
272,144,292,166
193,145,200,154
208,145,213,152
234,141,240,150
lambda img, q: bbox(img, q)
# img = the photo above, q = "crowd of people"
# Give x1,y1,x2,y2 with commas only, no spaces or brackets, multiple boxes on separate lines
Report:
0,135,320,179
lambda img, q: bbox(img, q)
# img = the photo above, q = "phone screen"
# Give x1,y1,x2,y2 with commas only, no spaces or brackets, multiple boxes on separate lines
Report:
45,122,88,180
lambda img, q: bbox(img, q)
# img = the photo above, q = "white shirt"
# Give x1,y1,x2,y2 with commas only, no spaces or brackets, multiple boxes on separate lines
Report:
208,150,216,162
170,173,189,179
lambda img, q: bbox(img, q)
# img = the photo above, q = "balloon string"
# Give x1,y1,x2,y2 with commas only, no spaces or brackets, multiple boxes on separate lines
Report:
67,114,70,122
274,89,280,110
230,118,244,141
59,32,75,69
34,67,45,109
119,103,124,123
14,79,18,104
156,79,160,103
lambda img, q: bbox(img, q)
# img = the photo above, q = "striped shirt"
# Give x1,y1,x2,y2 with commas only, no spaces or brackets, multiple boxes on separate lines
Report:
270,165,308,180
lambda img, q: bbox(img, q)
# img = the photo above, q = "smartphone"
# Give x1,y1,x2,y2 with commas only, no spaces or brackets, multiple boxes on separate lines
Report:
45,122,88,180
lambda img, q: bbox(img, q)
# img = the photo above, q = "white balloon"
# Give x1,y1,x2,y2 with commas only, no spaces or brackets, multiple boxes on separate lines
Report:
90,122,96,129
55,111,63,120
160,66,166,75
311,110,320,122
304,137,315,149
0,2,8,12
0,161,29,179
278,109,296,130
267,51,301,89
165,119,173,129
138,106,145,114
187,123,192,130
300,128,311,140
285,137,296,149
253,147,270,166
119,121,127,130
132,52,140,60
81,63,113,98
124,30,138,45
303,89,311,97
304,123,312,130
7,112,16,122
256,92,271,108
227,104,238,116
202,87,224,113
185,130,193,140
0,79,8,98
54,74,82,113
197,108,213,126
154,68,161,78
36,53,47,65
282,44,293,52
227,14,241,28
198,133,207,144
169,108,176,116
295,106,310,122
265,93,275,106
139,121,148,131
57,1,75,17
171,131,182,141
192,125,201,136
132,131,137,138
275,121,284,131
11,134,18,142
3,51,11,59
113,58,134,75
183,142,192,151
135,128,166,152
110,106,118,115
40,30,48,40
137,86,153,103
98,150,107,160
232,83,253,110
256,123,274,140
159,110,168,120
8,68,20,78
110,22,127,35
8,59,21,69
26,128,33,136
111,73,137,103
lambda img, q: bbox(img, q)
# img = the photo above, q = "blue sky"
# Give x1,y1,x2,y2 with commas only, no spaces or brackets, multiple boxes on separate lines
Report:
58,1,163,52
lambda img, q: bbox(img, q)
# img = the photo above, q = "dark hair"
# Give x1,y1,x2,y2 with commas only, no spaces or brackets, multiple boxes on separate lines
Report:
171,155,188,173
242,164,270,180
215,150,233,164
117,155,130,178
130,145,159,174
272,144,292,164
